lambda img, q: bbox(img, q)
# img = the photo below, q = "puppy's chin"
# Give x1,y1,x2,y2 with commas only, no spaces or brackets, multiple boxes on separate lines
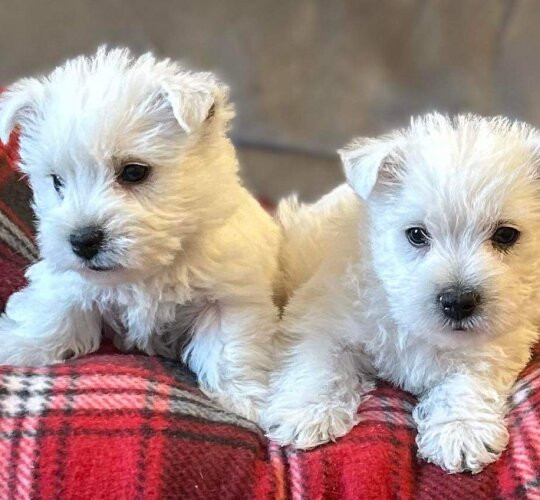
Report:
47,253,141,285
77,265,145,286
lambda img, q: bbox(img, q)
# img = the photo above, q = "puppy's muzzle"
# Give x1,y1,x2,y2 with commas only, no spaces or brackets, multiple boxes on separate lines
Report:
70,226,104,260
438,289,481,322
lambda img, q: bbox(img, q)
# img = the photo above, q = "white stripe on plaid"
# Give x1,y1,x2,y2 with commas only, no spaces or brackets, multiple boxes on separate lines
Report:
0,210,37,261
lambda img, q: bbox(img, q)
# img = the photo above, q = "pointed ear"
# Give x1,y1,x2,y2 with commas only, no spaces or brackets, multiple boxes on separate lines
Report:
526,133,540,180
160,72,230,134
338,133,404,200
0,77,44,144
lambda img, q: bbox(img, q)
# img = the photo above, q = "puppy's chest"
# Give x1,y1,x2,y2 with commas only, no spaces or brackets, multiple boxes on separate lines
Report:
151,300,210,358
349,290,462,394
99,285,204,347
364,331,447,395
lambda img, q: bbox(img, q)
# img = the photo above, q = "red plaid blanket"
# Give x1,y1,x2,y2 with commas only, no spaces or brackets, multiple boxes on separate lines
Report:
0,134,539,499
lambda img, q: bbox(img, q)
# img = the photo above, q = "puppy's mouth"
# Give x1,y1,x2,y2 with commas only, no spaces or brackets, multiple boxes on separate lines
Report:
81,246,124,273
87,263,120,272
443,318,478,333
84,255,121,273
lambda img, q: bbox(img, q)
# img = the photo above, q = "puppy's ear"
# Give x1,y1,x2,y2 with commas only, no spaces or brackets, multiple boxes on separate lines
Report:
339,134,404,200
160,72,231,134
0,77,44,144
527,134,540,180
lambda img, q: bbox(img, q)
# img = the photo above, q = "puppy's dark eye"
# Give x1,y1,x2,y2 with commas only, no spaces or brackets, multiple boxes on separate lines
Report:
118,163,150,185
492,226,520,249
51,174,64,195
406,227,430,247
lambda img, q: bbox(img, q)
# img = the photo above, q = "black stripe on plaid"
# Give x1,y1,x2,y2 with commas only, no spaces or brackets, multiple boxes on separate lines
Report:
53,367,78,498
135,356,160,500
0,427,263,454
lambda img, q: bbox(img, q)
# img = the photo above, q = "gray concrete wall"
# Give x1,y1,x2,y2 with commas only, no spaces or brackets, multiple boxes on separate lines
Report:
0,0,536,202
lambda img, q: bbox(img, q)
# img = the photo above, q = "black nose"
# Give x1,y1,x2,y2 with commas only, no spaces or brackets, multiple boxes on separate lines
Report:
69,226,104,260
438,290,480,321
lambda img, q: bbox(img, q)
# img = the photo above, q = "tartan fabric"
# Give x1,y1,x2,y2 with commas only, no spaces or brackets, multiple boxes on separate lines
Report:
2,134,540,499
0,354,272,500
0,131,36,311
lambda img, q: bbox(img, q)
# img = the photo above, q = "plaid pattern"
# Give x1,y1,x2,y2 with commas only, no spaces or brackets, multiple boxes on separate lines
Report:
0,353,271,500
1,133,540,499
0,131,36,312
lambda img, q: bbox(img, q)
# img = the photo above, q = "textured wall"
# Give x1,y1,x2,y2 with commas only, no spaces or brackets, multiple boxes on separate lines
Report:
0,0,535,201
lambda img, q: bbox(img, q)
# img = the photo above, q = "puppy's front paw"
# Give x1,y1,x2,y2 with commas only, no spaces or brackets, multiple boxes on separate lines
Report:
263,399,362,449
0,316,29,365
0,315,63,366
414,408,509,473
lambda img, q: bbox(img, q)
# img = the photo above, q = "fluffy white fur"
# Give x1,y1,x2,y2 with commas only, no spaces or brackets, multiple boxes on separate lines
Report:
263,113,540,473
0,47,281,421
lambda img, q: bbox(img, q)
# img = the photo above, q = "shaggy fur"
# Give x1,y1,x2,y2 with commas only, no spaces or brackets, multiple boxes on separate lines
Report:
0,47,281,421
263,113,540,473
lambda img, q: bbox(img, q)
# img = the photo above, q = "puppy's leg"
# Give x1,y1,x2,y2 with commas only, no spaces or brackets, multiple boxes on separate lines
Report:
184,298,277,421
263,259,375,449
263,330,372,449
0,262,101,366
414,371,512,473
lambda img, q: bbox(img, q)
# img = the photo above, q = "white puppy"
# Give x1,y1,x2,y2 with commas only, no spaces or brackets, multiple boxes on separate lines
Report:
264,113,540,473
0,47,281,420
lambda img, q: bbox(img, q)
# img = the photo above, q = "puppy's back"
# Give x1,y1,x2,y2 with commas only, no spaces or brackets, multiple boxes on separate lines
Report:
276,184,362,303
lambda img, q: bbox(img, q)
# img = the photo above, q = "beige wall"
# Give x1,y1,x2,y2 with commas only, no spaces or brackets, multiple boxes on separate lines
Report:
0,0,538,201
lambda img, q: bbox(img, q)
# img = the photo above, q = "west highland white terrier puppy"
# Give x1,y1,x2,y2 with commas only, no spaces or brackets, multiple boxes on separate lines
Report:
0,48,281,420
263,113,540,472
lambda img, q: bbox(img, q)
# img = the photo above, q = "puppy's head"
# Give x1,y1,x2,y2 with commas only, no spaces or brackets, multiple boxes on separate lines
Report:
0,47,237,284
340,113,540,347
